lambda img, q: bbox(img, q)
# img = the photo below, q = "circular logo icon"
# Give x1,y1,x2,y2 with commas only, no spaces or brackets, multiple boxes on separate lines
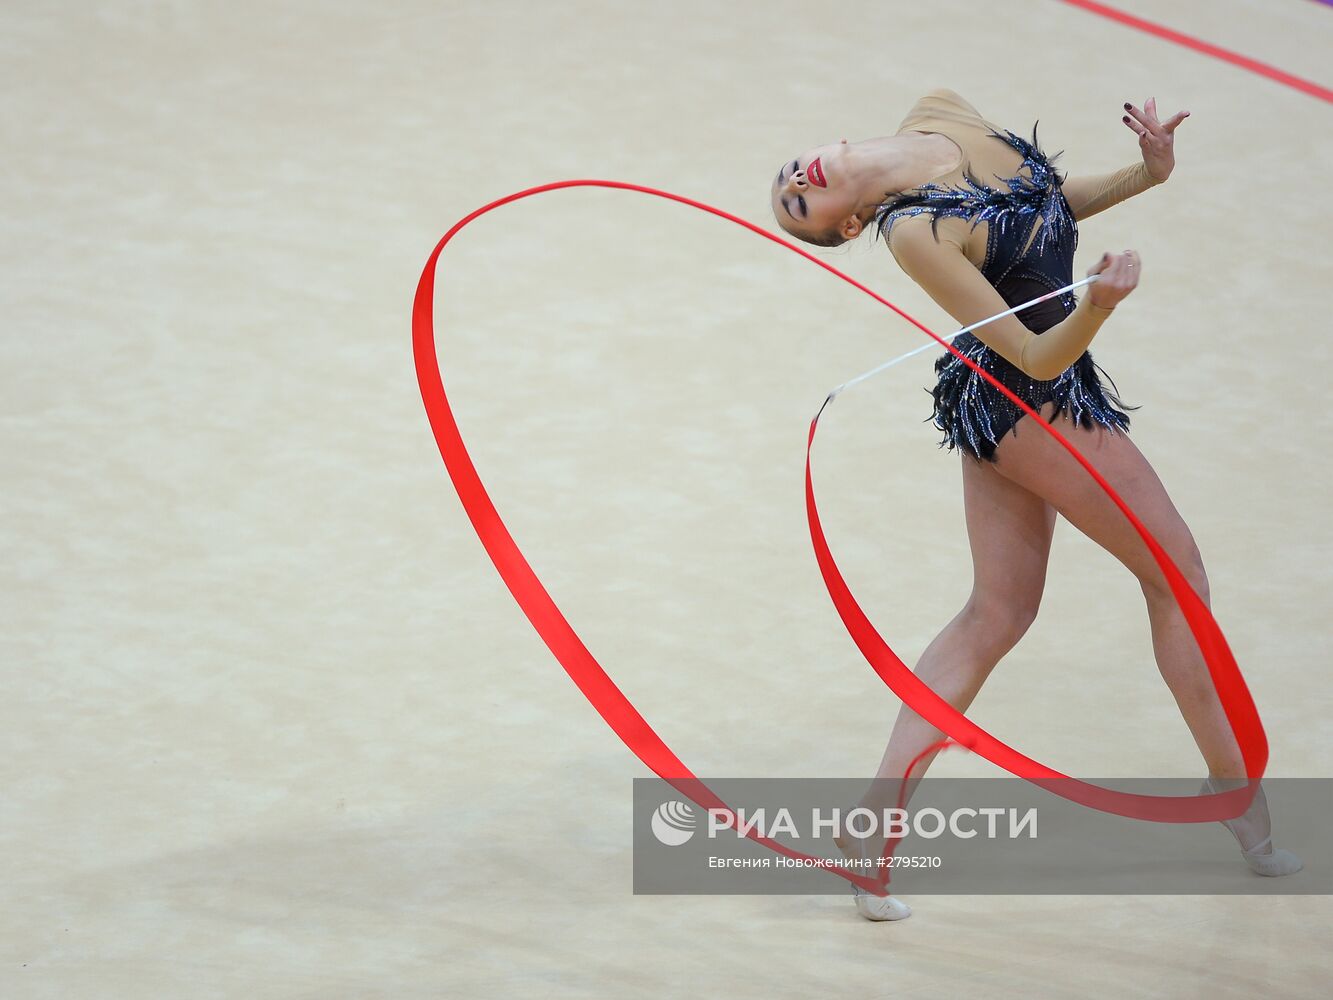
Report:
650,800,697,846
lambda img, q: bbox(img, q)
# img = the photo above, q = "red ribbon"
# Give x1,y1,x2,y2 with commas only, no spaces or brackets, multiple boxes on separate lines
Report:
414,180,1266,895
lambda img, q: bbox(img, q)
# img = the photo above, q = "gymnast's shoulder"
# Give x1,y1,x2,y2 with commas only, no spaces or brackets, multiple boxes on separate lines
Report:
896,88,984,133
910,87,983,116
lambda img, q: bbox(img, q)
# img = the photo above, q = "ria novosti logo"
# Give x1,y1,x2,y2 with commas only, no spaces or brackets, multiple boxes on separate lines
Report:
648,803,1037,845
651,801,698,845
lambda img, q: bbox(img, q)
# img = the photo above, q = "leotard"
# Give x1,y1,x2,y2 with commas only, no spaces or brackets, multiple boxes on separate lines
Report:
876,88,1162,463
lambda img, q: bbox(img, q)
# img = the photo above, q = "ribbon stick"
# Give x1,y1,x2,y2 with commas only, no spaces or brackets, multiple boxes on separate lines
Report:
825,274,1101,404
414,179,1266,896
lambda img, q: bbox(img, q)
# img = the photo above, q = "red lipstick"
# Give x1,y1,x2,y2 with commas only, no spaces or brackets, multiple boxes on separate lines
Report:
808,157,827,188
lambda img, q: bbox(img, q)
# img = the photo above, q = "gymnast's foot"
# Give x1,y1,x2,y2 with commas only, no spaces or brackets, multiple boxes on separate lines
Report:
832,833,912,921
1201,777,1303,877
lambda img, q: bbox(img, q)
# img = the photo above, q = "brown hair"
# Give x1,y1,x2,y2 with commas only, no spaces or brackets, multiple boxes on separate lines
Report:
795,226,849,248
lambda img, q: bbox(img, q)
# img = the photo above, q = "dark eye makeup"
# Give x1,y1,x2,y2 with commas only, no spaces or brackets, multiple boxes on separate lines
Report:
791,161,809,217
777,159,809,220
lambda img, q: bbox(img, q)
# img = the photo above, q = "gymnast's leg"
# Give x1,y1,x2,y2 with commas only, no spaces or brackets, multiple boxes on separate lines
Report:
989,401,1300,874
835,447,1056,856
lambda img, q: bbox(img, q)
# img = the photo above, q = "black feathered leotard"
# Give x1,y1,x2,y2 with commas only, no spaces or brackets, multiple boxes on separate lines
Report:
876,89,1162,463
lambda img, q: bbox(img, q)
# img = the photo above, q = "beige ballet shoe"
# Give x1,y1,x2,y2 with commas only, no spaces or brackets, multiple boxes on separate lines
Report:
833,834,912,921
1200,778,1303,877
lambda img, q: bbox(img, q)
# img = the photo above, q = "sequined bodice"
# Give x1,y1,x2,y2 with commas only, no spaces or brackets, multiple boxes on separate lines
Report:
877,123,1081,335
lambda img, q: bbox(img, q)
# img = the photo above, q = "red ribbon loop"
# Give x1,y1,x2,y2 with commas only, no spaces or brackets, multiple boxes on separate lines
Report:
414,179,1267,894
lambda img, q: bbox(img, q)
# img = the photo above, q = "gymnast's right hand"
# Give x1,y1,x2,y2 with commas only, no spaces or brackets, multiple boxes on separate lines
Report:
1086,249,1140,311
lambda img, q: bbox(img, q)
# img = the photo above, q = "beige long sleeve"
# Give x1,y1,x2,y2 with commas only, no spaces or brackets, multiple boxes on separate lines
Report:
1059,160,1163,221
888,217,1114,381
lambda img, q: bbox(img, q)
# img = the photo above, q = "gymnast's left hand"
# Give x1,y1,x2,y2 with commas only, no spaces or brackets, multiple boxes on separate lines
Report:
1122,97,1189,183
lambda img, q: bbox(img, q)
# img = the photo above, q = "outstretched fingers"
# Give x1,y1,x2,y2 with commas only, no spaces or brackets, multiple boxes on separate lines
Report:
1125,97,1190,136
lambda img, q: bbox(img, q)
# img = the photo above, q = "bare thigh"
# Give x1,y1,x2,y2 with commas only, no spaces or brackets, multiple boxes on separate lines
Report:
990,402,1208,599
961,449,1057,631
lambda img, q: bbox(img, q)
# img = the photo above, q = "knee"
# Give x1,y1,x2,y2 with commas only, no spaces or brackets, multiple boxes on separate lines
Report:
1140,542,1211,607
963,591,1041,652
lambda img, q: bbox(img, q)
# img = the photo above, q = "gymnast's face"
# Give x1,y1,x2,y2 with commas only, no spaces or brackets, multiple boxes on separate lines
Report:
770,139,860,245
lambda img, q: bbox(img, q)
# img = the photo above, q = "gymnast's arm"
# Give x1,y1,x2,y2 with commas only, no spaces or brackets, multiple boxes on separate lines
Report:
887,216,1115,381
1059,161,1163,222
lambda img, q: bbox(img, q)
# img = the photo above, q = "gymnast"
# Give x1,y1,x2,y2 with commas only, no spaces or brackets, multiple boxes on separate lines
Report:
769,88,1301,920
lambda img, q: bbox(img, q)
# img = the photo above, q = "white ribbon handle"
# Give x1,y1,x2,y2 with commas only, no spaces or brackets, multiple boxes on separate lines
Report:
823,274,1102,407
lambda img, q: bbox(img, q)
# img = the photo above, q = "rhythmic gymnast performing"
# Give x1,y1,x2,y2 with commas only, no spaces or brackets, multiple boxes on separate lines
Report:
770,88,1302,921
